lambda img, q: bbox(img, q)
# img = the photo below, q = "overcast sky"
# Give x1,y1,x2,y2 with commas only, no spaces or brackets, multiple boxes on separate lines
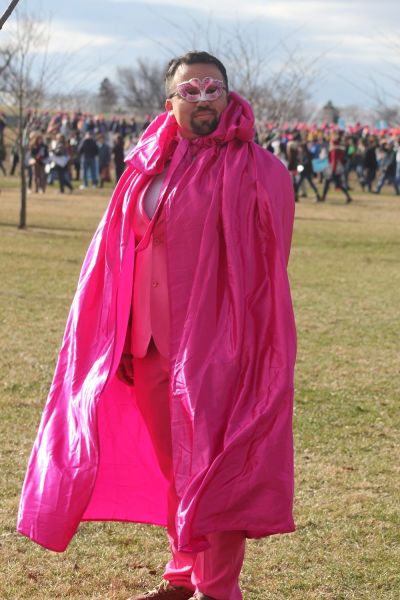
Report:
2,0,400,109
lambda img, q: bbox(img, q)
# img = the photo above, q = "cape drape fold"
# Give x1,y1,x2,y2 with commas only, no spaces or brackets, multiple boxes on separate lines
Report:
18,92,296,553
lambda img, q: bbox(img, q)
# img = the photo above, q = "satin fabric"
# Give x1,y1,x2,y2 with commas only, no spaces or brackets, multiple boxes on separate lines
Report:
17,92,296,553
133,340,245,599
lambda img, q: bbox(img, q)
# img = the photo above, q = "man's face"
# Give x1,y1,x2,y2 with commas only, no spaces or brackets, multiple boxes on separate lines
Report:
165,63,228,139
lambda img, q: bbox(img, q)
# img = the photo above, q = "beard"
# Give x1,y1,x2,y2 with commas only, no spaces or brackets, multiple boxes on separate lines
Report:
190,108,219,136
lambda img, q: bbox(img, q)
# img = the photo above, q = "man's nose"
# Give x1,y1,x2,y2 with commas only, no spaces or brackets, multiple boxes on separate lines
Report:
196,97,211,105
197,98,211,104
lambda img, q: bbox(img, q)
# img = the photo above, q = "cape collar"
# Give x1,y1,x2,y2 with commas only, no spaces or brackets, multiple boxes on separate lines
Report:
125,91,255,175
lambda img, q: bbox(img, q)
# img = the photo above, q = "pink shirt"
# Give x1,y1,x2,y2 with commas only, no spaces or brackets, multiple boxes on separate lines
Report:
131,172,170,358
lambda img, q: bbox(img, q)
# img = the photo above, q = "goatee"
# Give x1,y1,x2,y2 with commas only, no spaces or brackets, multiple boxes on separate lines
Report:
190,110,219,136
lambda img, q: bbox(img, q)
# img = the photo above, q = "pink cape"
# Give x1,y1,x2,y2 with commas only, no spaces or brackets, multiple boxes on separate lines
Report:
17,93,296,553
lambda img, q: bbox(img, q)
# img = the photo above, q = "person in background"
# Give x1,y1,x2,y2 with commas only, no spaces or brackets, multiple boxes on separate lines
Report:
130,116,138,137
52,134,73,194
112,133,125,183
270,138,288,168
10,143,19,176
98,134,112,188
30,134,49,193
321,137,352,203
69,137,81,181
0,138,6,175
344,136,358,190
295,142,321,202
25,140,33,192
141,114,151,131
287,136,300,200
317,134,329,183
0,112,6,144
396,138,400,190
78,131,99,189
361,138,378,193
373,141,399,195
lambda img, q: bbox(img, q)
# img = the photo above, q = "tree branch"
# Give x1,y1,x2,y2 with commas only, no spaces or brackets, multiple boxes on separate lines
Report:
0,0,22,30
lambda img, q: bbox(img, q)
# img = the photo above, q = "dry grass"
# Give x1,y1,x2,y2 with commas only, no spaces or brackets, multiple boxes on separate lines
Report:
0,177,399,599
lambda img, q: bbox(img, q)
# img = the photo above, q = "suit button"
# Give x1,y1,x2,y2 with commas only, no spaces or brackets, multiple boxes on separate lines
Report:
152,280,159,287
153,237,161,246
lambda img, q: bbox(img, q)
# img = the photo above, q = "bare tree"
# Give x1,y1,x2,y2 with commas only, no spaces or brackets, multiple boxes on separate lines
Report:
98,77,118,113
221,29,321,123
371,73,400,126
132,13,320,123
374,103,400,127
0,0,21,31
0,10,54,228
0,46,11,74
258,45,322,123
361,33,400,125
118,58,166,111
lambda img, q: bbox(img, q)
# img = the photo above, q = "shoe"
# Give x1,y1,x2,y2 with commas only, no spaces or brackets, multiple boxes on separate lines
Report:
188,594,217,600
79,184,87,190
346,196,352,204
127,579,194,600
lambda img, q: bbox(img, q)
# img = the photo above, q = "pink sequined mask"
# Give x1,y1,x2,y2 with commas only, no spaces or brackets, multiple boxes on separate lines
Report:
173,77,226,102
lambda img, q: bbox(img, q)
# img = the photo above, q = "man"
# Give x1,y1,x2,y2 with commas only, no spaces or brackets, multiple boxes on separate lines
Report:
78,130,99,188
18,52,296,600
361,138,378,193
294,141,321,202
373,141,400,195
97,134,112,188
112,133,125,182
321,136,352,203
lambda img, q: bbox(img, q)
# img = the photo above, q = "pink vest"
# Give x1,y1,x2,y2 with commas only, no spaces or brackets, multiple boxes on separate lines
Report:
131,180,170,358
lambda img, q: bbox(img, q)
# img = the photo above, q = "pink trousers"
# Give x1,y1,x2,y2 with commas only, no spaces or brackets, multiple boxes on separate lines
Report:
133,340,246,600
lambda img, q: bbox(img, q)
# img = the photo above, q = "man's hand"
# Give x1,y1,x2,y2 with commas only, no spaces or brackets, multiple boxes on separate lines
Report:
116,353,134,386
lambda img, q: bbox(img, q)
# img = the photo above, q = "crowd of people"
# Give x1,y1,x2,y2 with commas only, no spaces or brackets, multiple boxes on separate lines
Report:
1,110,400,201
260,124,400,203
0,111,150,194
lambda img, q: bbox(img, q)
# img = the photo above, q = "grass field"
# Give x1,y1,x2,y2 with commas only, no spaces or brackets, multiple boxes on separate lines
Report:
0,177,399,599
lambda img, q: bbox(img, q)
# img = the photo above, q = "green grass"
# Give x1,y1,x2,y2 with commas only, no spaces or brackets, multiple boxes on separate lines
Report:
1,176,399,599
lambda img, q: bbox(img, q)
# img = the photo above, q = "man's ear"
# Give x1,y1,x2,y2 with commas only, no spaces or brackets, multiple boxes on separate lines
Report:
165,99,173,113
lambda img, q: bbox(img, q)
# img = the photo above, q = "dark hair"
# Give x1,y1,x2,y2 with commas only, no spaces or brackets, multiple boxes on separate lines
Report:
164,51,229,96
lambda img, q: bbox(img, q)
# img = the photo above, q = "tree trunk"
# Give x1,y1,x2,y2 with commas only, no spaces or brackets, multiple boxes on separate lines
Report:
19,144,27,229
18,97,27,229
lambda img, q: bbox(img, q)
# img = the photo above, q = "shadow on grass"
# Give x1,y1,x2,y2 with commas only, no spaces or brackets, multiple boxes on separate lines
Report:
0,222,95,235
295,215,362,223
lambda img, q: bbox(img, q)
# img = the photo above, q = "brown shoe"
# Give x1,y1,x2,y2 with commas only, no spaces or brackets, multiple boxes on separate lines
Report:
127,579,194,600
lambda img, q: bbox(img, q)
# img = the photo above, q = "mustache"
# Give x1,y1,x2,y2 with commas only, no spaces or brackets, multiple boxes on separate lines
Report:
192,107,217,117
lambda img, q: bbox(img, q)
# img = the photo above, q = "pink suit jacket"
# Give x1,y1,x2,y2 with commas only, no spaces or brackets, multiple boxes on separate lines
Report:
131,181,170,358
